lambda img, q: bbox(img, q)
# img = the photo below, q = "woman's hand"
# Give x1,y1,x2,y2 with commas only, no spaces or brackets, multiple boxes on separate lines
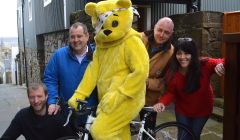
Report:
153,102,165,113
215,63,225,76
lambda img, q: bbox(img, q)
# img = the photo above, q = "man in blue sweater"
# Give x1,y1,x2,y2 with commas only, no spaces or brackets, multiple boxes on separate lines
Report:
44,22,98,122
0,83,75,140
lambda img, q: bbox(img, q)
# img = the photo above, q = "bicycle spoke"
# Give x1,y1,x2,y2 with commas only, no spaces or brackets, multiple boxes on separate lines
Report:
148,122,196,140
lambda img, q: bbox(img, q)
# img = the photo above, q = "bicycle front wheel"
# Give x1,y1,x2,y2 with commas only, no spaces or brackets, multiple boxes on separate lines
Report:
148,121,196,140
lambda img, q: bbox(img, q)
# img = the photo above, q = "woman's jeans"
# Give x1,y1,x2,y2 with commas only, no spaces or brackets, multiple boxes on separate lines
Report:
176,113,209,140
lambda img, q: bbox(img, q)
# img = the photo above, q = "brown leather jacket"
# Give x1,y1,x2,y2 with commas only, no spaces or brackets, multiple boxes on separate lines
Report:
141,31,174,106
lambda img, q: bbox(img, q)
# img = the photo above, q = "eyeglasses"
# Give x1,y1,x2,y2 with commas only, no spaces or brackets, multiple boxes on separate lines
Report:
177,37,193,42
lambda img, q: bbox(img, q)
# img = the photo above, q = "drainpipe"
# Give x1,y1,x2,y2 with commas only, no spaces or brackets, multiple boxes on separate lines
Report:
21,0,28,87
15,58,18,85
63,0,67,29
197,0,201,11
16,10,22,85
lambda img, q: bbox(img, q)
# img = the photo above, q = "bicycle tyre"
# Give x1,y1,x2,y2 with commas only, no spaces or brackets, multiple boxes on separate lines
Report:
56,136,81,140
147,121,196,140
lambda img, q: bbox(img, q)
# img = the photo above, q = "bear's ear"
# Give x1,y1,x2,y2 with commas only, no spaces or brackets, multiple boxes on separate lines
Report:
85,2,97,17
117,0,131,8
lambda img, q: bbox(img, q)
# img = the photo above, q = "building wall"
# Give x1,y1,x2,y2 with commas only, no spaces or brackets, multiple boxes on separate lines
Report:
34,0,64,34
43,31,69,70
22,31,69,84
0,46,12,84
17,0,81,85
34,0,82,35
17,0,239,87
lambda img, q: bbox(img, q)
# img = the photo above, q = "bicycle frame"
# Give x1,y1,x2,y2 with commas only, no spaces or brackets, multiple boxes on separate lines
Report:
131,120,156,140
83,113,95,140
63,107,96,140
63,104,157,140
130,106,158,140
79,112,155,140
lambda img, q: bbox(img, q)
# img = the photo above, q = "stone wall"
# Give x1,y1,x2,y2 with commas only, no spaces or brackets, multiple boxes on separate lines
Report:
170,11,224,97
43,31,69,66
41,31,69,82
25,47,41,83
18,47,25,85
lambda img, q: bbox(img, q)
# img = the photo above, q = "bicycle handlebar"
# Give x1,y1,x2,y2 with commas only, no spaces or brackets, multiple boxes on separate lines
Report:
62,99,96,127
63,108,73,126
142,106,155,112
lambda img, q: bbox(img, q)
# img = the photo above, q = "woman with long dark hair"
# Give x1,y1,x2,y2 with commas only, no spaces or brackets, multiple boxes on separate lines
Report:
153,37,225,140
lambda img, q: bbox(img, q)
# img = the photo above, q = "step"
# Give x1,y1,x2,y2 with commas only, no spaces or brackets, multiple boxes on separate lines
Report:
211,106,223,122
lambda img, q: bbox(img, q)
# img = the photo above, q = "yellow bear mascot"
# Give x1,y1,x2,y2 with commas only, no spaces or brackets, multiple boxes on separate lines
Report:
68,0,149,139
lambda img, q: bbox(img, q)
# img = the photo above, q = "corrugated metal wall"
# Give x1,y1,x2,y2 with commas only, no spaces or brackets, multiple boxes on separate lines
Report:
17,0,24,49
34,0,87,35
78,0,89,10
22,0,36,49
151,3,186,26
149,0,240,27
35,0,64,35
201,0,240,12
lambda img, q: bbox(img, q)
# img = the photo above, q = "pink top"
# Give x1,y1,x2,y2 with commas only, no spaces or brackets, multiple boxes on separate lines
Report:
160,58,224,117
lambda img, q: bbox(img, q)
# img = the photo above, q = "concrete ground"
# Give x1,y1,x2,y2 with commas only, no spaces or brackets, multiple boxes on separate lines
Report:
0,84,28,140
0,84,223,140
156,108,223,140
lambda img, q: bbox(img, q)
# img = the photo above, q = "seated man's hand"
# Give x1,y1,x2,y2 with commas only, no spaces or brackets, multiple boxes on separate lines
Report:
48,104,60,115
100,92,127,114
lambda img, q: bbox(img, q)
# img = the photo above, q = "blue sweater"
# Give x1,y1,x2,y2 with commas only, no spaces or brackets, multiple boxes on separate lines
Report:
44,45,98,106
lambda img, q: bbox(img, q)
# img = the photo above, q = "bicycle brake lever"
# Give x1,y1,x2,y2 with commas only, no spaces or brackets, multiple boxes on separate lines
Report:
63,109,73,126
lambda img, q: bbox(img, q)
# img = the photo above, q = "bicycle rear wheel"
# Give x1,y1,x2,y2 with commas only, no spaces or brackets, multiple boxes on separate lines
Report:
147,121,196,140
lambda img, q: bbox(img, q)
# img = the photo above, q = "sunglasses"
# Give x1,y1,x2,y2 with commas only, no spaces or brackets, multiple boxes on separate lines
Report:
177,37,193,42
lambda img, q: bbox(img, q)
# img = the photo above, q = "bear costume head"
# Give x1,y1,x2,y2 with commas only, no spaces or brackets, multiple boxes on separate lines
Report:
85,0,138,43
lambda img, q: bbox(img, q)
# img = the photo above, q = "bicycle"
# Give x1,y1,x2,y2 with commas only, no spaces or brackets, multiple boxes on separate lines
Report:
57,100,196,140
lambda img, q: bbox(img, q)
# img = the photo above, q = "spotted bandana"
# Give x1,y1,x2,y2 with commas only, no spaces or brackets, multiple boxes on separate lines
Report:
94,7,140,34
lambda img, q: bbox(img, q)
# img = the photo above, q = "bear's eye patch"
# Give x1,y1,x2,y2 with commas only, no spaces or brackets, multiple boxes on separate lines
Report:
113,14,119,16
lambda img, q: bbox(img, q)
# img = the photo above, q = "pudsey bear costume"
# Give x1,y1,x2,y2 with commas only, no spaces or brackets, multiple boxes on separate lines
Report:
68,0,149,139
